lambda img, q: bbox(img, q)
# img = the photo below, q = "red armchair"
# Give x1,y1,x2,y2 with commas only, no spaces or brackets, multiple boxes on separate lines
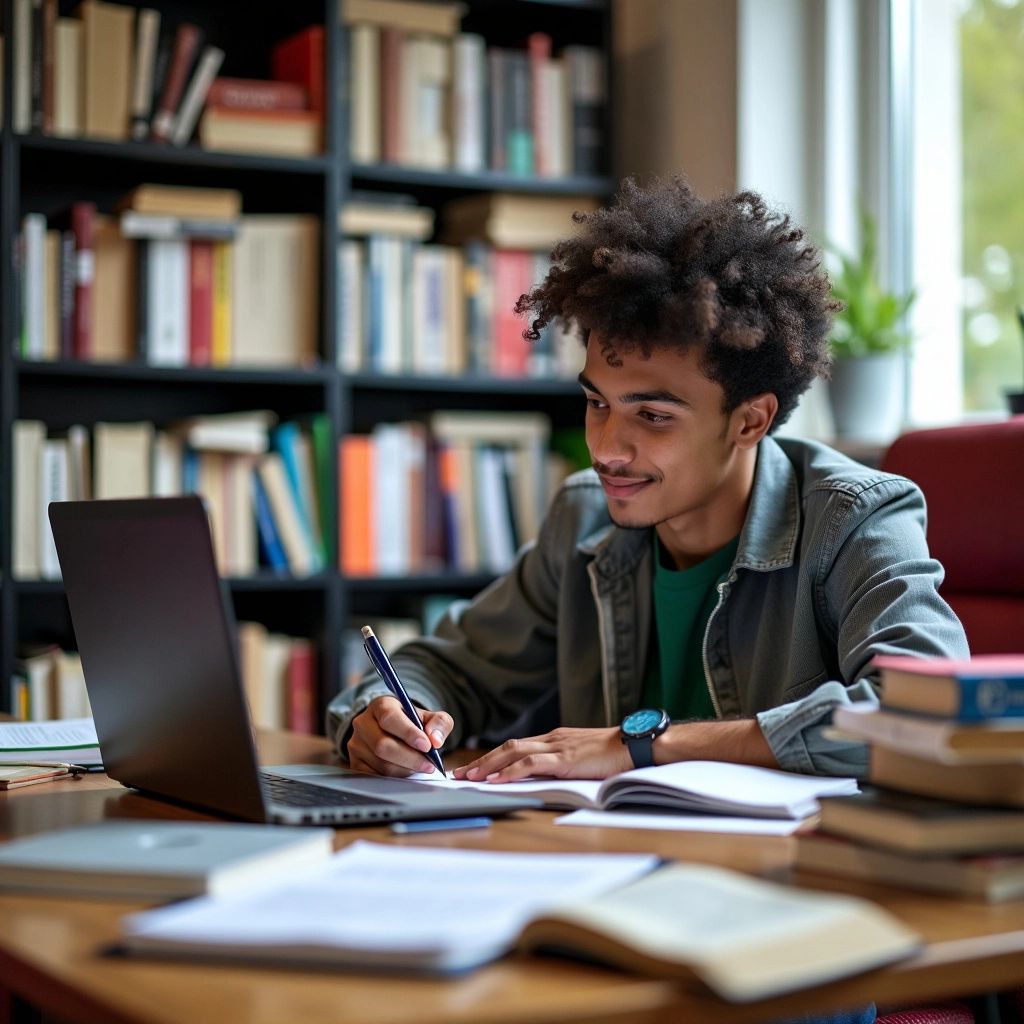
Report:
880,416,1024,655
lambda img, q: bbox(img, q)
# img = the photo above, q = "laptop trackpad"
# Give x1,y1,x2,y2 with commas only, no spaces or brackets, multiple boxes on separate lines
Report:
266,764,444,797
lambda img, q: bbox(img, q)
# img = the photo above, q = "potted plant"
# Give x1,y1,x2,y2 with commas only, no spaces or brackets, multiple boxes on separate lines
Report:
827,209,916,442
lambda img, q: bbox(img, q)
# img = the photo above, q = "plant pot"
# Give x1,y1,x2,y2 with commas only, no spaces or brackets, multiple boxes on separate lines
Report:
828,353,905,443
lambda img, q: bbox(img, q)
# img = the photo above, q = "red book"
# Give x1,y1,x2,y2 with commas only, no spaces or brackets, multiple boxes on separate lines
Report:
379,27,403,163
491,249,532,377
286,639,317,734
53,202,97,360
271,25,325,115
206,77,308,112
527,32,552,176
150,23,202,143
188,240,213,366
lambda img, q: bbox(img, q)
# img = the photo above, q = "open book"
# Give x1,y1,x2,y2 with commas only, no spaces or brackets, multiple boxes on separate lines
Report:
119,841,919,1001
424,761,858,819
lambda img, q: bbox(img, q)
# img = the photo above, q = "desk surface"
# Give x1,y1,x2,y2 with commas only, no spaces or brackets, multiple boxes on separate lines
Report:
2,731,1024,1024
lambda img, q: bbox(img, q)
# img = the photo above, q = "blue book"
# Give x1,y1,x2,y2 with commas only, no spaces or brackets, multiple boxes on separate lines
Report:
270,423,322,571
876,655,1024,721
251,471,289,575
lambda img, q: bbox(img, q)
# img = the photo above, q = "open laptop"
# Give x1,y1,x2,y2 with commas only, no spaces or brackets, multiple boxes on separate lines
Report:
48,496,540,826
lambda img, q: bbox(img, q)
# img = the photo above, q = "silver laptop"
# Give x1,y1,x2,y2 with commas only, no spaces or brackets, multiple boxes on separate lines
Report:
48,496,539,826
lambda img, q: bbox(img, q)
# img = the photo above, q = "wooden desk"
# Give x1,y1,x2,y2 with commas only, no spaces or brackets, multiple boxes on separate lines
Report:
2,731,1024,1024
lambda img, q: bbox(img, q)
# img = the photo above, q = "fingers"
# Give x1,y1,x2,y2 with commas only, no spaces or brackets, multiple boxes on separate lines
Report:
454,737,555,782
347,696,446,777
420,709,454,750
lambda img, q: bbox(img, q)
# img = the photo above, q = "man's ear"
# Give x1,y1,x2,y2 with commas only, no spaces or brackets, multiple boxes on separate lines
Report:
733,393,778,449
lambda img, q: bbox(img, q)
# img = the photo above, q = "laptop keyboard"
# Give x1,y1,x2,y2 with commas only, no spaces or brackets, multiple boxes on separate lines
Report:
261,772,385,808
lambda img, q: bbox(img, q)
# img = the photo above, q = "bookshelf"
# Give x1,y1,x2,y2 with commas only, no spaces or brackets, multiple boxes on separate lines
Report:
0,0,615,732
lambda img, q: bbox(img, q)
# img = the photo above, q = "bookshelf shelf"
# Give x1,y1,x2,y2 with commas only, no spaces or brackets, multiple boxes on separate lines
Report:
16,360,333,388
347,372,581,396
17,135,333,175
15,576,332,595
351,163,614,197
347,573,498,593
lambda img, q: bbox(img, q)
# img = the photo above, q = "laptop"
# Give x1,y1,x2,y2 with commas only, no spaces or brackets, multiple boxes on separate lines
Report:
48,496,540,827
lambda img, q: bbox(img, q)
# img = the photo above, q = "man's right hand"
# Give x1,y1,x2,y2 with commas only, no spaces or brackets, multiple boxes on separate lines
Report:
346,695,454,776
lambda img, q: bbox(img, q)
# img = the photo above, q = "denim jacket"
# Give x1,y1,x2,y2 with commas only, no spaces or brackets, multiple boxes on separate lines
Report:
327,436,969,777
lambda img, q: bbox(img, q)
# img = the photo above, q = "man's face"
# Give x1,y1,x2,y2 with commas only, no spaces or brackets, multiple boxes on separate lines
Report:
579,340,746,532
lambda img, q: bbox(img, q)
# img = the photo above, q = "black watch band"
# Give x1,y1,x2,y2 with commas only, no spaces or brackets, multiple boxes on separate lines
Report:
620,708,670,770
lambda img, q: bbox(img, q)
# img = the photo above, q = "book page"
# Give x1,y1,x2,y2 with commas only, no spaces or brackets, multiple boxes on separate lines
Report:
520,862,920,1002
122,840,659,973
555,810,803,835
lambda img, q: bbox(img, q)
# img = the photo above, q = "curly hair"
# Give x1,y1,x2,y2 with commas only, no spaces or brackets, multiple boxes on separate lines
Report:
515,176,840,428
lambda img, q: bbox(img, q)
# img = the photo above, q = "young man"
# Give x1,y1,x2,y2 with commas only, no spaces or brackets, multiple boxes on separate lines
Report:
328,177,968,783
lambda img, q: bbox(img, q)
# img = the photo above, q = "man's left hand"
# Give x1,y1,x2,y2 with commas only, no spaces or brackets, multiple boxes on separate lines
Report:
452,727,631,782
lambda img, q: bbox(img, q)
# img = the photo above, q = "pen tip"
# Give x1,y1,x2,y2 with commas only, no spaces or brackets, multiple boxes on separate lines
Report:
360,625,374,639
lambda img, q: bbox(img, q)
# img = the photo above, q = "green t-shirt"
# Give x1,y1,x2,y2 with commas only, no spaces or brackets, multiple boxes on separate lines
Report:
640,533,740,721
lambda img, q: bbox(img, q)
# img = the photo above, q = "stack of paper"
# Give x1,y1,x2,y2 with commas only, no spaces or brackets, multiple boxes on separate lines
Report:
0,718,102,767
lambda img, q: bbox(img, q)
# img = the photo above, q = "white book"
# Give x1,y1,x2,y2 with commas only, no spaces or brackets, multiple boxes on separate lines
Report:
474,444,516,572
39,437,69,580
129,8,160,139
410,245,447,374
145,238,190,366
13,420,46,578
542,59,569,179
66,423,91,500
0,716,100,765
260,631,293,729
21,213,46,359
12,0,31,134
337,239,365,371
117,841,918,1001
0,821,333,900
224,454,258,576
372,422,410,574
409,35,451,168
93,421,154,499
452,33,485,172
349,23,380,163
151,430,184,496
53,651,91,720
171,45,225,146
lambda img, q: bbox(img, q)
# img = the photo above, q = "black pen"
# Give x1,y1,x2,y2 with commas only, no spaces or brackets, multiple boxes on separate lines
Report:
361,625,447,775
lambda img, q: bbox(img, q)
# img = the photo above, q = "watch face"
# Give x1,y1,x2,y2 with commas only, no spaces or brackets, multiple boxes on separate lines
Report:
622,708,665,736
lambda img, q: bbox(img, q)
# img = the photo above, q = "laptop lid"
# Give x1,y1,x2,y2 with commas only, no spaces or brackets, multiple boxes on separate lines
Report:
48,496,539,826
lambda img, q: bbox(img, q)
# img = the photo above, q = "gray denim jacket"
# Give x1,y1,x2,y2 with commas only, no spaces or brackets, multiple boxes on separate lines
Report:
328,436,969,777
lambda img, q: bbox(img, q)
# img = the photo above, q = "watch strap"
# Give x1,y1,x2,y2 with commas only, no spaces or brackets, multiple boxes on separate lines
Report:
625,733,656,769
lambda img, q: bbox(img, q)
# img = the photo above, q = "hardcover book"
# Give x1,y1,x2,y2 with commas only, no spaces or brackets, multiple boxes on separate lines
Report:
817,786,1024,856
874,654,1024,721
0,821,333,899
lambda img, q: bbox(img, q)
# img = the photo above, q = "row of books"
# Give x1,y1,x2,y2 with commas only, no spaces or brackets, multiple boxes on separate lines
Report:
345,0,606,178
11,646,90,722
338,190,593,377
340,411,572,577
8,0,323,155
12,411,332,581
17,186,319,369
795,654,1024,902
237,623,319,734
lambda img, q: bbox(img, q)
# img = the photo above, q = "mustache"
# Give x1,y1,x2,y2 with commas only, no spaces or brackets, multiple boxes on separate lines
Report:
592,461,655,482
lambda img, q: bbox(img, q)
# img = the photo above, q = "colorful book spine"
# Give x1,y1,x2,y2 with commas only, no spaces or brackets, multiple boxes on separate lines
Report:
252,470,289,574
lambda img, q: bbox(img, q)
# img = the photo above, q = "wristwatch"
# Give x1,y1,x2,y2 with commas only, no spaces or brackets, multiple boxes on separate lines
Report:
620,708,671,769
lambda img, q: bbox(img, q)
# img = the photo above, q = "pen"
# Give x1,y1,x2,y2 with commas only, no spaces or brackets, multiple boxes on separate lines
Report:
5,761,89,774
361,625,446,775
391,816,492,834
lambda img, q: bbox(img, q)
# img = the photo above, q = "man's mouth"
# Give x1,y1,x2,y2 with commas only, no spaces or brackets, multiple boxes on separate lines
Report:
598,474,652,499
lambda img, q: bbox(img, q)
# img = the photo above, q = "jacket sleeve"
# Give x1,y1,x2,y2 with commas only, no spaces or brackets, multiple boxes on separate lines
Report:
756,475,970,777
326,485,578,760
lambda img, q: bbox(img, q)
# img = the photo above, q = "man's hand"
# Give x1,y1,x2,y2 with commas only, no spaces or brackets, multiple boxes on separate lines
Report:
346,695,453,777
453,727,631,783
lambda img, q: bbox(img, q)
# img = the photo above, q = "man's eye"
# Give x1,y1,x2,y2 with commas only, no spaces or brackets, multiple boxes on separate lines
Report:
585,397,607,410
640,410,671,424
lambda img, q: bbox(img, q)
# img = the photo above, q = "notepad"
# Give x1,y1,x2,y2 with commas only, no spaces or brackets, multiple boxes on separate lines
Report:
118,841,920,1001
418,761,858,819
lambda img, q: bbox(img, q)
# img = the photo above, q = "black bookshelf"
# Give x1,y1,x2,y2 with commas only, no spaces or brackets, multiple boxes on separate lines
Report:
0,0,614,732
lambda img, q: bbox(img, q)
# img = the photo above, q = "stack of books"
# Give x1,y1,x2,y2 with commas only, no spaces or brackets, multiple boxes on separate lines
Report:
795,655,1024,902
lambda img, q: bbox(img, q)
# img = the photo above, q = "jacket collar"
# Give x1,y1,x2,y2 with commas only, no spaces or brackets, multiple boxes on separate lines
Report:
577,435,800,578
